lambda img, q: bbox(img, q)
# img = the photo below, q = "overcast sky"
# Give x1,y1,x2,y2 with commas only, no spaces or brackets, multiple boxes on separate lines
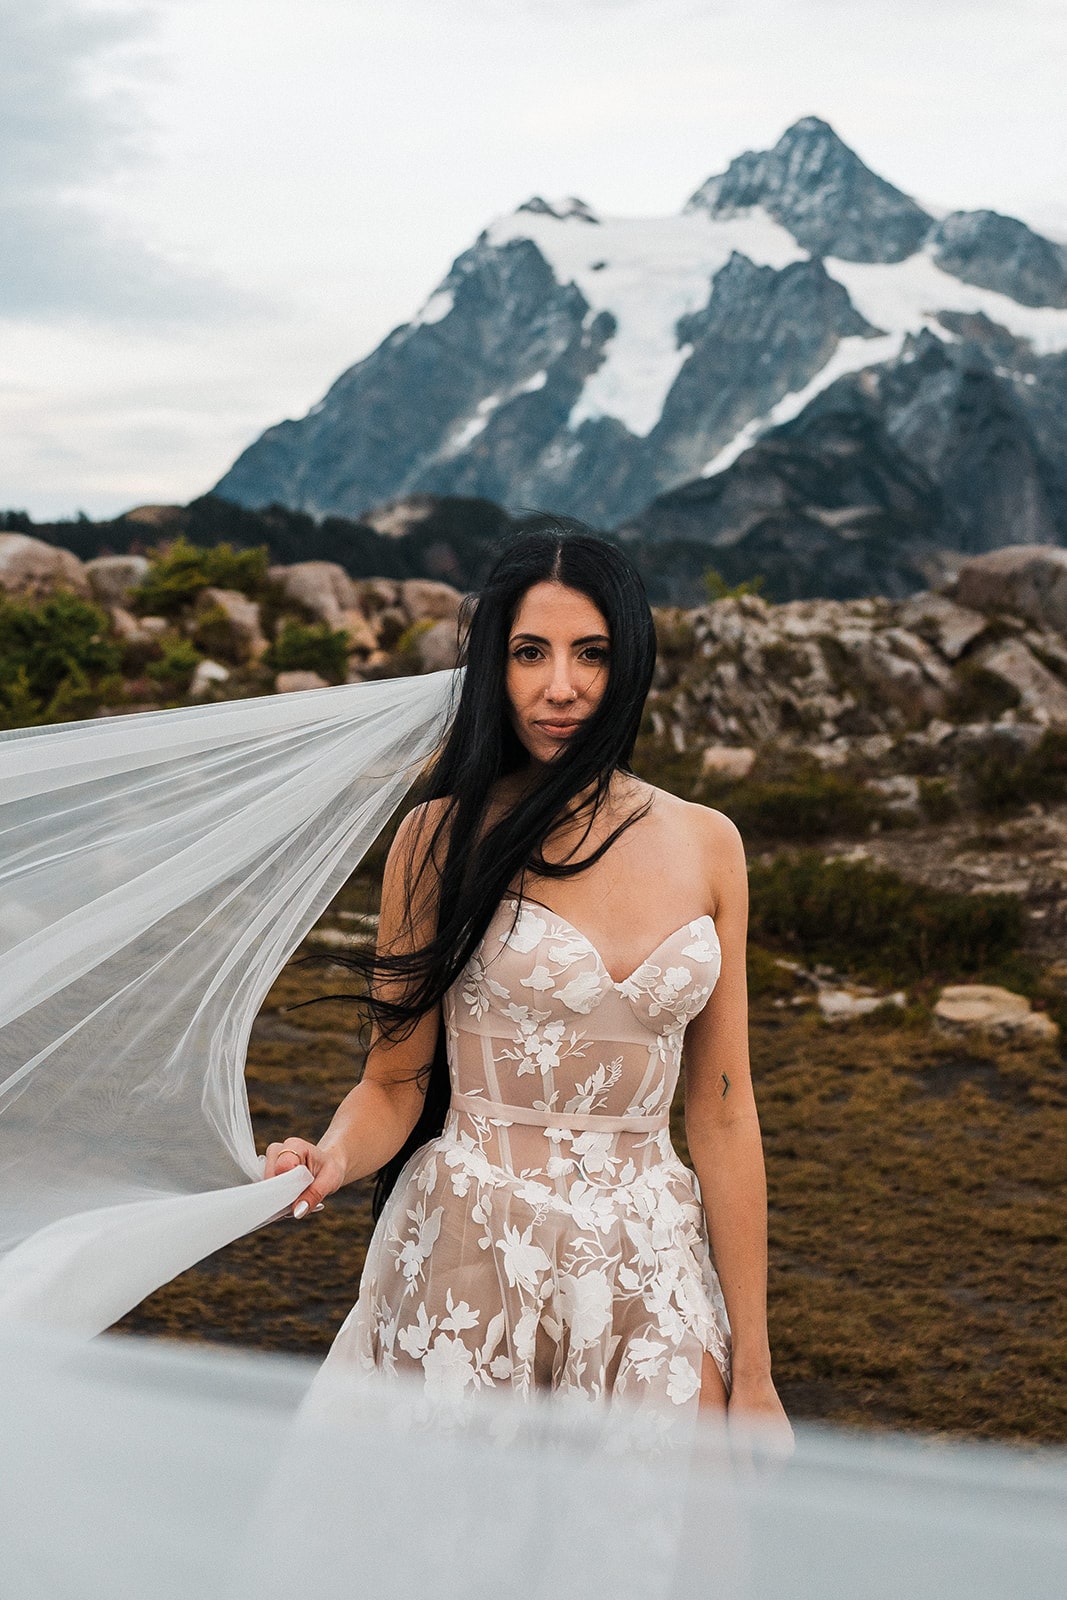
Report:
3,0,1065,520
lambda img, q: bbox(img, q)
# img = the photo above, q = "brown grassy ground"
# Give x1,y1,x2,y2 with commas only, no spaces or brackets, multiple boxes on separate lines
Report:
116,862,1067,1444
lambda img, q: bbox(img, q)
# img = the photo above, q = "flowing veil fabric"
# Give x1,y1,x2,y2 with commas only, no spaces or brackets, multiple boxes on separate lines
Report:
0,671,459,1336
1,1325,1065,1600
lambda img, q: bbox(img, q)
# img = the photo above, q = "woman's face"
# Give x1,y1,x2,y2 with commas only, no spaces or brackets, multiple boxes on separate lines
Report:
505,580,610,765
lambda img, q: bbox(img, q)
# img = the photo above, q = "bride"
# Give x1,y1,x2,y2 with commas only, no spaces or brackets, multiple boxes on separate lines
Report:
265,519,791,1435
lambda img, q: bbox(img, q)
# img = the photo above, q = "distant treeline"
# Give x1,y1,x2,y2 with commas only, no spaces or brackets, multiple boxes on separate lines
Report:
2,495,527,591
4,496,733,602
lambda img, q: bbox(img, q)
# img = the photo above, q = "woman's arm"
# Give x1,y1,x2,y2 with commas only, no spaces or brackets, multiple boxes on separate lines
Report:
263,802,444,1214
682,809,791,1435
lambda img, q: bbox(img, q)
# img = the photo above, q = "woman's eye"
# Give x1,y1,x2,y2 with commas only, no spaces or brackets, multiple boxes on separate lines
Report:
582,647,609,664
512,645,541,662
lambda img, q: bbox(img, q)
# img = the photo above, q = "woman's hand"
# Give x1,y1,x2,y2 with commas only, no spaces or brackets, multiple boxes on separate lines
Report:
727,1371,794,1473
263,1138,346,1218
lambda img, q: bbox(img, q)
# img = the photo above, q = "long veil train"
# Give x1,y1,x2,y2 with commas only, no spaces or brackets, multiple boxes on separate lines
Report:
0,671,458,1334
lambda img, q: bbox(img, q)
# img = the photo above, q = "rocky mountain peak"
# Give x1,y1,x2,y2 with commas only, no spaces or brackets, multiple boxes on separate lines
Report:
686,116,932,263
928,210,1067,309
516,195,599,224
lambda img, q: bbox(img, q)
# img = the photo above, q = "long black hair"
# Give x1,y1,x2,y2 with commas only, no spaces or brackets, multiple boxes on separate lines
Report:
355,515,658,1215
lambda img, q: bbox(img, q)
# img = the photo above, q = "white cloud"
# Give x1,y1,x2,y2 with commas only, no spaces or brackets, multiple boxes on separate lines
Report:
0,0,242,323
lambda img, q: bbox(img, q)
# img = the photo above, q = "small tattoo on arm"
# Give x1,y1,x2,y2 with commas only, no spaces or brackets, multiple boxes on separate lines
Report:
720,1072,730,1098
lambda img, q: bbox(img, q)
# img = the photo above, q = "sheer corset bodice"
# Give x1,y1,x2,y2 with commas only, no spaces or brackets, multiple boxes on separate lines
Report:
324,895,733,1412
441,897,722,1184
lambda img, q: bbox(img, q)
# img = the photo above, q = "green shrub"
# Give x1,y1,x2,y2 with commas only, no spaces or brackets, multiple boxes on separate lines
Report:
189,602,262,666
0,592,120,702
146,638,202,696
725,770,879,841
134,539,270,615
46,670,126,722
918,776,960,823
748,852,1023,986
392,617,436,670
0,592,122,726
963,729,1067,814
703,568,765,602
654,609,697,657
0,666,47,728
948,659,1020,722
747,943,801,998
265,620,349,683
632,732,706,801
633,737,882,836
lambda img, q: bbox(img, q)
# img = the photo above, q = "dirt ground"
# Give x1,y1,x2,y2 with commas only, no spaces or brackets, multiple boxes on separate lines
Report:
116,837,1067,1445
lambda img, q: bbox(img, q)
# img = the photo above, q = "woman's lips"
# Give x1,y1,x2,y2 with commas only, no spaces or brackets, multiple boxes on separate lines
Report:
535,719,582,738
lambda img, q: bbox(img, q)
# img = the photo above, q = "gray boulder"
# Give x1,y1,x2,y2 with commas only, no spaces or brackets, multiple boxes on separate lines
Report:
415,618,462,673
275,670,330,694
933,984,1059,1046
108,605,156,647
400,578,464,623
952,546,1067,634
270,561,377,651
971,638,1067,726
355,578,401,612
194,588,268,664
897,592,988,660
190,660,231,699
0,534,90,599
85,555,150,607
270,561,359,627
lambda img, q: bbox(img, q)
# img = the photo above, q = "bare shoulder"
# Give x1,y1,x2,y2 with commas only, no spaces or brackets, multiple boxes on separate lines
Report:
641,781,744,857
379,797,453,942
637,782,746,919
394,795,451,842
387,796,452,879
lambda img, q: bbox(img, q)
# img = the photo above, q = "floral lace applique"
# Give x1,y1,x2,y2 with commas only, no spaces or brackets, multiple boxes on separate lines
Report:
328,900,731,1416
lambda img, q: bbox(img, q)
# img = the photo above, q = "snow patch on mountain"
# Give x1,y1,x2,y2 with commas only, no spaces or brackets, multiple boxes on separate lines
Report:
436,369,550,461
487,202,1067,448
488,206,806,437
413,287,454,326
824,252,1067,355
701,330,906,477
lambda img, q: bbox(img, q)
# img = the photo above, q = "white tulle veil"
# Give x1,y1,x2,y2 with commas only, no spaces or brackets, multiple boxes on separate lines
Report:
0,670,459,1334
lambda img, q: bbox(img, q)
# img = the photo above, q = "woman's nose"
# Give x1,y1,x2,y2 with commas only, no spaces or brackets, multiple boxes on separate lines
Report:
545,658,578,702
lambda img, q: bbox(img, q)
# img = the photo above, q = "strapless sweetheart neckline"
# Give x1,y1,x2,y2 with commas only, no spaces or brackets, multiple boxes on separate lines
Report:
503,895,718,989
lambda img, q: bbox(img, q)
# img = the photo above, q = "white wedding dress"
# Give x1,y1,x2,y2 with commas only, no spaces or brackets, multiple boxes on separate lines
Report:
323,896,731,1410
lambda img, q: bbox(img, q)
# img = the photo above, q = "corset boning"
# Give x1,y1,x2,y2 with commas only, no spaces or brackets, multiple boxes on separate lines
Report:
440,897,722,1189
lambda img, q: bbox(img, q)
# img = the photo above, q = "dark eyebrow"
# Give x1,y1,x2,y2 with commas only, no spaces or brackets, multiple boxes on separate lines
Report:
509,632,610,646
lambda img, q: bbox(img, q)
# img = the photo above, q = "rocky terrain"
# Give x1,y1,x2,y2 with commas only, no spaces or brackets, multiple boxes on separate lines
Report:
6,525,1067,1005
209,117,1067,602
4,523,1067,743
0,530,467,725
6,525,1066,1440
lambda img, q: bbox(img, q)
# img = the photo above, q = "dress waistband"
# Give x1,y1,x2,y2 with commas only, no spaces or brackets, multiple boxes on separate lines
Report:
451,1092,668,1134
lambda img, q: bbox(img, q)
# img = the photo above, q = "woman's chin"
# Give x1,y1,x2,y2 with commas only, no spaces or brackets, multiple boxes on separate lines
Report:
534,739,573,765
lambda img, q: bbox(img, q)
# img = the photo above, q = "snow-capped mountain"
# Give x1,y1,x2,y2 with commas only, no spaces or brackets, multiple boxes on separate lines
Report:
214,118,1067,598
